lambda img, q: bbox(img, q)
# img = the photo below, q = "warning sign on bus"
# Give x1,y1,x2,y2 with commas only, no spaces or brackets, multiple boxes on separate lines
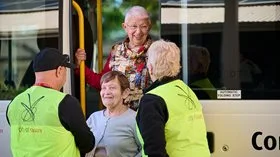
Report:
217,90,241,99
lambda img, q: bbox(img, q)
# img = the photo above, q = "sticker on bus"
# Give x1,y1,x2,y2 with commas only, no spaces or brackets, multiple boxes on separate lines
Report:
217,90,241,99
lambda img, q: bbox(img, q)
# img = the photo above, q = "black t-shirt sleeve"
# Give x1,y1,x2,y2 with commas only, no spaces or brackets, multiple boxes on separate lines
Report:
136,94,169,157
58,95,95,154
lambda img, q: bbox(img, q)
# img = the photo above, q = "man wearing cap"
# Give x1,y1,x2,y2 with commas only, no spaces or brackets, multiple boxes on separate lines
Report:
6,48,95,157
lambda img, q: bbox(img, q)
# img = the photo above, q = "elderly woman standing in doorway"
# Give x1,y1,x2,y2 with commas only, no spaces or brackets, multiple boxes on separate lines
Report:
86,71,141,157
75,5,153,109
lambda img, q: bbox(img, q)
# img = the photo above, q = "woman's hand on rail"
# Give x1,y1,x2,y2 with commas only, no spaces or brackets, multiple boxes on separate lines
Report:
75,48,87,68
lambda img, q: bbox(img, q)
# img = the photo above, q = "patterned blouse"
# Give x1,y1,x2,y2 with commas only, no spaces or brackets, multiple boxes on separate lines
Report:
109,37,153,108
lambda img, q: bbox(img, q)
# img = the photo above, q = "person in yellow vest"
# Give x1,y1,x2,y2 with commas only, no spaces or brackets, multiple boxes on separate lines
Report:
188,45,216,99
6,48,95,157
136,40,210,157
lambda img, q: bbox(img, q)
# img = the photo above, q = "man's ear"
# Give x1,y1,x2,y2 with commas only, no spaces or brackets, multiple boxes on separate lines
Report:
55,66,62,77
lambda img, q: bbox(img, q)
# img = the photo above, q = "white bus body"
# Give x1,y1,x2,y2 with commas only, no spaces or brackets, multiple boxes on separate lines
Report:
1,0,280,157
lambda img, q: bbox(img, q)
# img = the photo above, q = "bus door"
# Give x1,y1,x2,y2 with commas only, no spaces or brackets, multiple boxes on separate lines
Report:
73,0,160,118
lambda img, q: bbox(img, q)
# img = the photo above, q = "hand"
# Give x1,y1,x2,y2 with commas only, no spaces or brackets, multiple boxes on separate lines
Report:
85,148,95,157
75,48,87,68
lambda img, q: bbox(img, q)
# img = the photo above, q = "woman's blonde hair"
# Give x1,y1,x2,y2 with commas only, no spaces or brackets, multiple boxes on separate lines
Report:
147,39,181,80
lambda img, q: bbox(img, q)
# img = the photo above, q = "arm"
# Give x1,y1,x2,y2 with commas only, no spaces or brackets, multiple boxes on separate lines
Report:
84,54,111,89
74,49,112,90
136,94,169,157
58,95,95,154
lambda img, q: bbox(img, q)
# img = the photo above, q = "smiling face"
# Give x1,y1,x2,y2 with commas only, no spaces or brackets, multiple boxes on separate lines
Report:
123,17,151,47
122,6,151,48
100,77,129,110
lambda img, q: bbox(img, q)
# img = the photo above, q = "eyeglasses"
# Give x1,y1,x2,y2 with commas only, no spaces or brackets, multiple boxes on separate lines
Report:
125,24,150,32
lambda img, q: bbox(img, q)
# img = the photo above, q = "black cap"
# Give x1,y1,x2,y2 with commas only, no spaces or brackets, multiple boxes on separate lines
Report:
33,48,75,72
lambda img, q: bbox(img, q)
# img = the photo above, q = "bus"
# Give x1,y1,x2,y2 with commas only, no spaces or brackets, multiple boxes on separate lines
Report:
0,0,279,156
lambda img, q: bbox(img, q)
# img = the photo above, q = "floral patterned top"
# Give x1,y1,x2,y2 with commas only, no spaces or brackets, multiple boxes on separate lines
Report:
109,37,153,108
75,37,153,109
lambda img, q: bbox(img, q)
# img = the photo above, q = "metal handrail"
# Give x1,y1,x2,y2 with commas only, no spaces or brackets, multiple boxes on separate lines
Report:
72,1,86,116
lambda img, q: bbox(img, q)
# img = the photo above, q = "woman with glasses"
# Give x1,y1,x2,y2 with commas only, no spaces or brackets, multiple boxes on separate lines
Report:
75,6,153,110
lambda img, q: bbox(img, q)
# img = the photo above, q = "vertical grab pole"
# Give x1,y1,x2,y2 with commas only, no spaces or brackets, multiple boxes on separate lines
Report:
96,0,104,110
72,1,86,116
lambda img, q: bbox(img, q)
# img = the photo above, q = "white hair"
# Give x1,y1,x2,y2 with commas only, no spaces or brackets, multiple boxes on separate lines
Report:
124,6,151,24
147,39,181,80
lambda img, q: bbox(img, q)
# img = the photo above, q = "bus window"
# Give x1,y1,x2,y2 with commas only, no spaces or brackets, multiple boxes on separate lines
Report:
0,2,59,155
20,31,59,88
161,1,280,156
161,0,280,100
0,0,59,100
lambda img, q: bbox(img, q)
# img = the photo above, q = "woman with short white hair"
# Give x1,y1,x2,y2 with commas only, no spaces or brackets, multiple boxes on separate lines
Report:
136,39,210,157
